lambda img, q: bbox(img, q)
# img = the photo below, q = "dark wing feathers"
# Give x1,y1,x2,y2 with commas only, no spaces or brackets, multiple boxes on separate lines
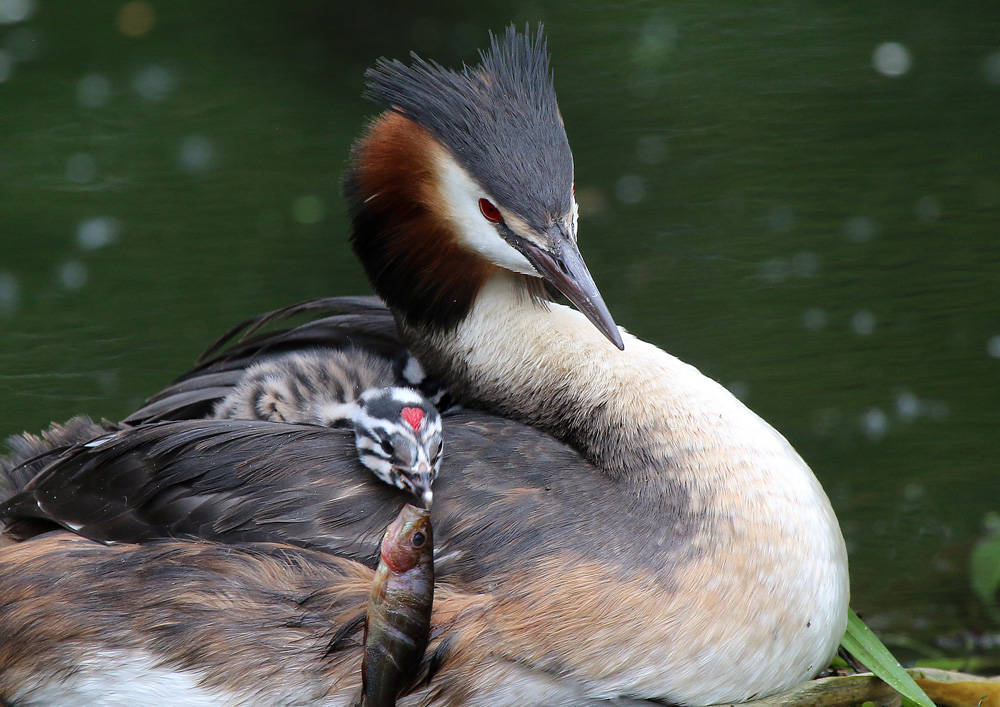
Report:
5,420,402,562
0,410,685,589
196,296,392,363
1,415,114,504
125,297,403,424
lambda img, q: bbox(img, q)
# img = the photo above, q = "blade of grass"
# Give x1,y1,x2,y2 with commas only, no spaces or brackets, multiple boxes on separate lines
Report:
840,608,935,707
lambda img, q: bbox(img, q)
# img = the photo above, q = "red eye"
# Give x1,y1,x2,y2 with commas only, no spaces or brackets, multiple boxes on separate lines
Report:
478,198,502,223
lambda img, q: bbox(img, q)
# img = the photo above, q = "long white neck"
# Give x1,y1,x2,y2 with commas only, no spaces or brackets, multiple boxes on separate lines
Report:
411,274,831,504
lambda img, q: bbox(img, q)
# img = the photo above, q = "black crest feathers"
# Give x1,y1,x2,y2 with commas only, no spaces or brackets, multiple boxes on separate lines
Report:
363,25,574,227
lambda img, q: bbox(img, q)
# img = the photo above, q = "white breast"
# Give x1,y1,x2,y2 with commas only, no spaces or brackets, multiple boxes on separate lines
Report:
9,650,347,707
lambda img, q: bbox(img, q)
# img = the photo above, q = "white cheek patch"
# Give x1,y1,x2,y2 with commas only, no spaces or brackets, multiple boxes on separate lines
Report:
433,151,538,276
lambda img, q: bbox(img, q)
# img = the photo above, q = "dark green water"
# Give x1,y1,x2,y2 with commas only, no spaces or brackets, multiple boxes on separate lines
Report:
2,2,998,660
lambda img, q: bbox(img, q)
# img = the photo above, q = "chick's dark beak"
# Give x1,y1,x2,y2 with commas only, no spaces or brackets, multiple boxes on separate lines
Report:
513,227,624,350
409,473,434,509
398,464,435,509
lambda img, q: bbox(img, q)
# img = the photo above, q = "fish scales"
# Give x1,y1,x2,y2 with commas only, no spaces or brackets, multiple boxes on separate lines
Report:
360,503,434,707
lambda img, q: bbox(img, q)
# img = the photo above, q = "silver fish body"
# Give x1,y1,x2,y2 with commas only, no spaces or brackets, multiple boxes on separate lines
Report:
361,503,434,707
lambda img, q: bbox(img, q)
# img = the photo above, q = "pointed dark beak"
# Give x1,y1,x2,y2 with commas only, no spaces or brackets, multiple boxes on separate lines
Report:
513,228,624,350
401,469,435,510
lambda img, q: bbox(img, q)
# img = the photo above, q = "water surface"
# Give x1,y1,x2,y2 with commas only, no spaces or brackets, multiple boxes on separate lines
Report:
2,1,998,660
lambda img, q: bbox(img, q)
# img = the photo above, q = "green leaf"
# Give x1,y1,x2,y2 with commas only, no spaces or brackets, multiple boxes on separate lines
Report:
840,608,936,707
969,534,1000,619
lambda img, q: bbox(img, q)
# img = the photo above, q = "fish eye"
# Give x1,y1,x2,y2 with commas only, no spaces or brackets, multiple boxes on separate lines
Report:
411,531,426,547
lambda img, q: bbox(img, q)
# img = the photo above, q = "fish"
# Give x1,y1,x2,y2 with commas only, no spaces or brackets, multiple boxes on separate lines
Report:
359,503,434,707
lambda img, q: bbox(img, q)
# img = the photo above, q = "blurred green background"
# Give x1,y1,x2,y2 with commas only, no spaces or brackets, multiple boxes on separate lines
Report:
1,1,998,661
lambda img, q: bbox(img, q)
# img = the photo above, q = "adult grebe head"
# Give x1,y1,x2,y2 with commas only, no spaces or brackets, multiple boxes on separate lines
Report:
345,26,623,350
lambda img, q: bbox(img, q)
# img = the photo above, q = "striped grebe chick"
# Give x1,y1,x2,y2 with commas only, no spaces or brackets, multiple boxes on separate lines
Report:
213,348,442,506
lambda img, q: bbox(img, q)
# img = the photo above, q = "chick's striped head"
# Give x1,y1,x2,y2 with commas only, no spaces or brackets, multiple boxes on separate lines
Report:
354,387,443,508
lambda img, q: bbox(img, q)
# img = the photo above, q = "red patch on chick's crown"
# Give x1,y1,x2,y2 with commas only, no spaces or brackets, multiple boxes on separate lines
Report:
401,407,424,431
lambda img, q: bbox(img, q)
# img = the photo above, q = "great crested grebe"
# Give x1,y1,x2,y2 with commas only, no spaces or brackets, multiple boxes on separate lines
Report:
0,27,849,707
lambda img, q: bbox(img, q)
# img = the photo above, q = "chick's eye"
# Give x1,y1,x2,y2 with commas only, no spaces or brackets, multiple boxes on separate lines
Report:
478,198,502,223
411,531,426,547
